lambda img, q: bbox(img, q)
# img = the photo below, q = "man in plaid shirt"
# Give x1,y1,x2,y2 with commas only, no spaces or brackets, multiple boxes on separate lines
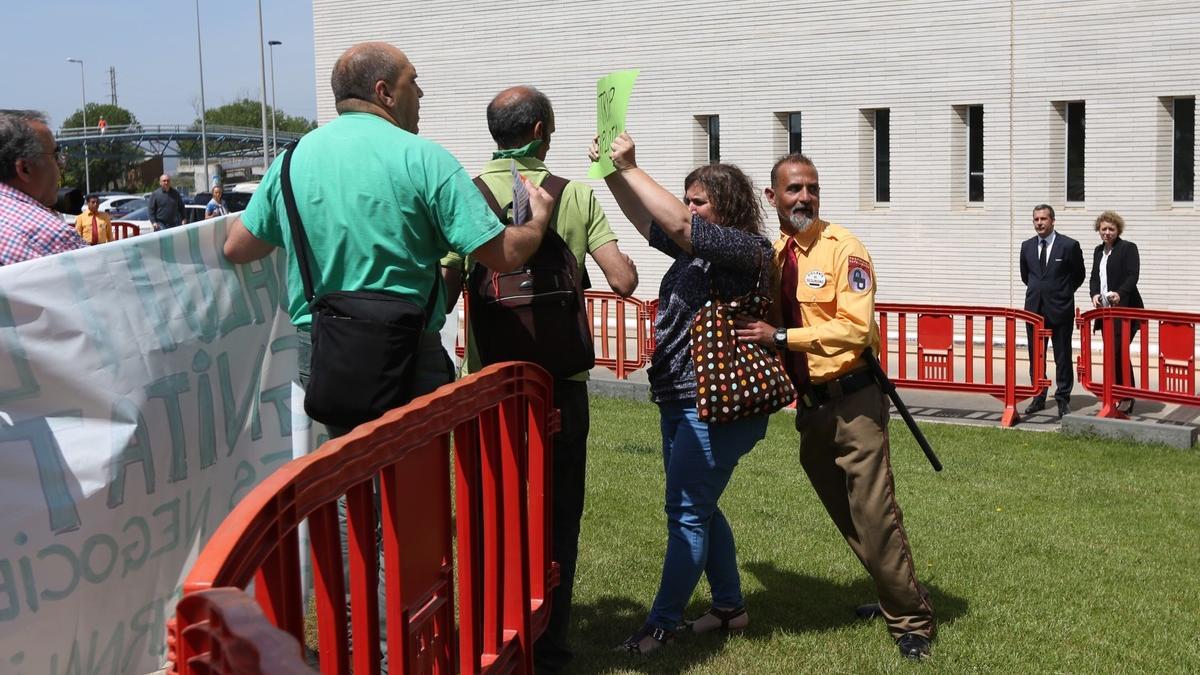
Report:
0,110,85,266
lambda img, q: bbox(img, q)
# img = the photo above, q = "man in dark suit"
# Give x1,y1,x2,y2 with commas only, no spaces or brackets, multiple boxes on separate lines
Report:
1020,204,1087,418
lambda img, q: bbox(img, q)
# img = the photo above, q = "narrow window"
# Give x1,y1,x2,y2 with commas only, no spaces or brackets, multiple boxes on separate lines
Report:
874,109,890,203
1174,97,1195,202
1065,101,1085,202
788,112,802,154
967,105,984,202
707,115,720,164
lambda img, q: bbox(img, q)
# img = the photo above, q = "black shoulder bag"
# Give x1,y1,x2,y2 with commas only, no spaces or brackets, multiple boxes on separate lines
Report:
280,145,439,429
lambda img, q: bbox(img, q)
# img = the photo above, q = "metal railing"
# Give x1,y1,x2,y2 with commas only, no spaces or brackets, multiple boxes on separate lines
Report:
1077,306,1200,418
876,303,1052,427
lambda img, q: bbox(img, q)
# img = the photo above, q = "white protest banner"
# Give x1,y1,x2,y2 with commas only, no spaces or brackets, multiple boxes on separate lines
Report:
0,216,313,674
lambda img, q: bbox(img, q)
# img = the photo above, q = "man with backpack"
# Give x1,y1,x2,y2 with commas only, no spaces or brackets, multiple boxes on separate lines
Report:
442,85,637,673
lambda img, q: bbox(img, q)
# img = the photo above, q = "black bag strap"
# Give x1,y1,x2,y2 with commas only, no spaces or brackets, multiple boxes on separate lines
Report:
280,144,318,303
280,141,441,317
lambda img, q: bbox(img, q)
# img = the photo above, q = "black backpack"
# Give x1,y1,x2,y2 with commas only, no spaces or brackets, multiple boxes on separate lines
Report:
467,174,595,379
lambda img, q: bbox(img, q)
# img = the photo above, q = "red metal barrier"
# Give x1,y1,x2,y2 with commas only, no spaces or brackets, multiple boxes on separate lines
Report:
171,588,313,674
585,291,652,378
1077,306,1200,418
169,362,559,675
876,304,1052,427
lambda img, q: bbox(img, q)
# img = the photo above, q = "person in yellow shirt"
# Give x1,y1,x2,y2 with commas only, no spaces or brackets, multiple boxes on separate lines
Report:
73,194,112,245
734,153,935,660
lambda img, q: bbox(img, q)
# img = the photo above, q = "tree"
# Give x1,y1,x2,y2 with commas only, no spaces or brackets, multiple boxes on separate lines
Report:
202,98,316,133
179,98,316,159
60,104,145,192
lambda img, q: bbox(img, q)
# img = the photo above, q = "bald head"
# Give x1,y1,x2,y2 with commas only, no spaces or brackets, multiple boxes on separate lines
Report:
487,85,554,149
332,42,407,103
331,42,422,132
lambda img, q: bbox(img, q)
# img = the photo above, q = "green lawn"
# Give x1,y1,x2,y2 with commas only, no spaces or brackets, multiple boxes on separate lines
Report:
569,397,1200,673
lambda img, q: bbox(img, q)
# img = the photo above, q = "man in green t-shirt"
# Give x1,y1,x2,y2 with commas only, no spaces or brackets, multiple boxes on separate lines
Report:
225,44,556,411
223,44,557,673
443,85,637,673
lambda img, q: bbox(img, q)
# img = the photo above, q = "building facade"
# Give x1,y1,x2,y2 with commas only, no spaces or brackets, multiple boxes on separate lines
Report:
313,0,1198,312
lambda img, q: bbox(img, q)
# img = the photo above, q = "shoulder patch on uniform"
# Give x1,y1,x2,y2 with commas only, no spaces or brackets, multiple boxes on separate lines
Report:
847,255,873,293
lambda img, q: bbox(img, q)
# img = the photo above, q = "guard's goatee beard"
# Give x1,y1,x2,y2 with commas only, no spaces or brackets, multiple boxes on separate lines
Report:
790,211,815,233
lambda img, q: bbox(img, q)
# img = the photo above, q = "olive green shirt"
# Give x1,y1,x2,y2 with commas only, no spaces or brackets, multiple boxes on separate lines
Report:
444,157,618,380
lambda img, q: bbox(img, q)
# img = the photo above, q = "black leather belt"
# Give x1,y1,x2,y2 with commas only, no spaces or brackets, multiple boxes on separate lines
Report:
798,368,877,409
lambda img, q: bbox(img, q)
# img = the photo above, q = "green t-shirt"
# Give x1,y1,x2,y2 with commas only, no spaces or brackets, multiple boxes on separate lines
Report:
242,112,503,332
444,156,619,380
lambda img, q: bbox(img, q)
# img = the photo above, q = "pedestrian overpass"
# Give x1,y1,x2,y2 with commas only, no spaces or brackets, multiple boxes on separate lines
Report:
55,124,304,159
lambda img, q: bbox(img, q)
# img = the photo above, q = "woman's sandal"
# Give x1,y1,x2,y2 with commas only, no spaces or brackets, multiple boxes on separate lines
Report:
686,606,749,634
617,624,676,655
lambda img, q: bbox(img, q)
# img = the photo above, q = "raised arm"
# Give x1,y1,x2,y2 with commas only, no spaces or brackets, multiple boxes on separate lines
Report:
590,132,693,253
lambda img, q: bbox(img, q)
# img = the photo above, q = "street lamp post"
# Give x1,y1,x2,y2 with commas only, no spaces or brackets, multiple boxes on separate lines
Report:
268,40,281,156
66,58,90,194
194,0,210,190
256,0,269,170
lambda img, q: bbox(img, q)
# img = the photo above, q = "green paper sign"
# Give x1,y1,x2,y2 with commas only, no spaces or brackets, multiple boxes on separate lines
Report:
588,69,640,179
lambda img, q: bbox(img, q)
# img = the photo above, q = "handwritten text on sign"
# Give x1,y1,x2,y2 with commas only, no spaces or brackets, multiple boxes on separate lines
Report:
588,69,640,179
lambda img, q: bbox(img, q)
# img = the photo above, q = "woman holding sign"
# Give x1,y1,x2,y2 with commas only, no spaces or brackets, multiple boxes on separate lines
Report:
590,132,778,653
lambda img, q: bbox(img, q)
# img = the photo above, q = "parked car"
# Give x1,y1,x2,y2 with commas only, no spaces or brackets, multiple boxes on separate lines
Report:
185,204,207,222
108,198,147,217
110,206,153,234
95,195,142,215
114,203,207,233
192,190,253,213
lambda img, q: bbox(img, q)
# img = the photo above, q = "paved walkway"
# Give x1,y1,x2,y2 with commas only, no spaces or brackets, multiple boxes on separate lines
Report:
587,363,1200,435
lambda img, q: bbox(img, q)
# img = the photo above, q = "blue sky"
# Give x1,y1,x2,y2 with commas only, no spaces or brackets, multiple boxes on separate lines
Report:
0,0,317,128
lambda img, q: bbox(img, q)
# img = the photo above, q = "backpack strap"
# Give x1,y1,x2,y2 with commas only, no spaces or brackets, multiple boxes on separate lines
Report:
472,176,507,223
472,172,572,224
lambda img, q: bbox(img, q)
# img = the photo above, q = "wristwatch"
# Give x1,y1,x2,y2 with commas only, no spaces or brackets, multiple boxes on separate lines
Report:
774,326,788,352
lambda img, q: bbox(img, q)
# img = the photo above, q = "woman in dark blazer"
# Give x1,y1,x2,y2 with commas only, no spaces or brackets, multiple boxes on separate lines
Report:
1089,210,1143,413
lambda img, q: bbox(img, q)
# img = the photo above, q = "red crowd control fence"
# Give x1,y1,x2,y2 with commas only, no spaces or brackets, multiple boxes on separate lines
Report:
171,588,313,674
876,304,1052,427
585,291,653,378
168,362,560,675
1077,306,1200,418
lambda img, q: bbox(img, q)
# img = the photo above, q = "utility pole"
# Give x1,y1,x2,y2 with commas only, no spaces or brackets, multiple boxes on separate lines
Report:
67,58,90,194
194,0,210,190
256,0,270,170
108,66,118,106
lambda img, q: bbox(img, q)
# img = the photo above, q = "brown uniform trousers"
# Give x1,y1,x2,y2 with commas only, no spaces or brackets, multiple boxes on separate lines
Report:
795,381,935,640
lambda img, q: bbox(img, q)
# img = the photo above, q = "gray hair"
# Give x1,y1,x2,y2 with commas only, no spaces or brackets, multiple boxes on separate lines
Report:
487,87,553,148
331,44,403,103
0,110,49,182
1032,203,1056,220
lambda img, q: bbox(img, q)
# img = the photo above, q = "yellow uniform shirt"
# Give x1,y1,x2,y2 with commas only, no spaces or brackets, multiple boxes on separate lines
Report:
774,220,881,384
73,210,113,245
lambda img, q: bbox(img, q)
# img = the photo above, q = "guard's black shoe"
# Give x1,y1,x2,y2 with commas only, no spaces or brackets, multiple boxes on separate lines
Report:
854,602,883,620
1024,398,1046,414
897,633,931,660
1056,400,1070,418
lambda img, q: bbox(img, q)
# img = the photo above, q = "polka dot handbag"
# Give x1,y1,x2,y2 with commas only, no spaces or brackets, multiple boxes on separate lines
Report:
691,290,796,423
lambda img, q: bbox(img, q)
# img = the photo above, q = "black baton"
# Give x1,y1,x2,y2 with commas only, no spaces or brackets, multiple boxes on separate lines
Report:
860,348,943,472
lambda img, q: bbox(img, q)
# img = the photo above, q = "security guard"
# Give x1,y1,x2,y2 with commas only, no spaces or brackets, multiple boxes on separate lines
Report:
734,153,935,660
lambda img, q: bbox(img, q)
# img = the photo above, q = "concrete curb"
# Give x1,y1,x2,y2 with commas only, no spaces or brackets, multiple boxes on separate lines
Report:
1060,413,1199,449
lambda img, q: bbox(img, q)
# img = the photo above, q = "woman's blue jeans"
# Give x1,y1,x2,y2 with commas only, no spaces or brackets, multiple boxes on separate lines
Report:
645,401,769,630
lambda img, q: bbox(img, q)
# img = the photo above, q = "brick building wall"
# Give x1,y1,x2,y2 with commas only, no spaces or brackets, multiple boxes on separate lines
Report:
312,0,1199,312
